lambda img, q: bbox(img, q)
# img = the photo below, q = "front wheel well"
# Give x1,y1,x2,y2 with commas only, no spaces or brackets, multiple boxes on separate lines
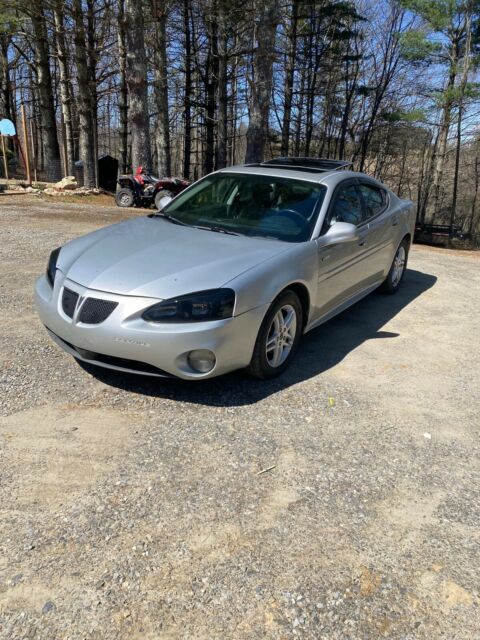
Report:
280,283,310,328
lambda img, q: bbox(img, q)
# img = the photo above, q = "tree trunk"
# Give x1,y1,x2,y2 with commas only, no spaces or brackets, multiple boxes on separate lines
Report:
72,0,96,187
280,0,299,156
468,156,479,237
125,0,151,171
86,0,98,186
294,64,306,155
216,0,228,169
152,0,171,176
183,0,192,179
450,18,471,228
338,33,361,160
31,3,62,182
450,101,463,229
117,0,128,174
431,70,456,216
245,0,279,164
204,0,218,175
53,1,75,175
0,37,14,124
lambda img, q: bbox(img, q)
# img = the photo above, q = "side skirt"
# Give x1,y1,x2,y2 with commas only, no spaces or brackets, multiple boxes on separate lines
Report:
304,280,384,334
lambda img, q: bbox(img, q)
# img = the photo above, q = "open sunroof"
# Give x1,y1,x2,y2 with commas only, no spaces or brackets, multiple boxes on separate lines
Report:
252,157,353,173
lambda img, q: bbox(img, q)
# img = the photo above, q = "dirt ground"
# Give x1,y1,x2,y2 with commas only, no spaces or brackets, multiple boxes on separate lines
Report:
0,195,479,639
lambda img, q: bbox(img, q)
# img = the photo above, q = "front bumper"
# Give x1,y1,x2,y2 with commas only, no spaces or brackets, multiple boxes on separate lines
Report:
35,273,268,380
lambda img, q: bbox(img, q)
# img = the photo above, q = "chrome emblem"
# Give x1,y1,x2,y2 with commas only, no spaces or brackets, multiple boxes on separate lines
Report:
113,337,150,347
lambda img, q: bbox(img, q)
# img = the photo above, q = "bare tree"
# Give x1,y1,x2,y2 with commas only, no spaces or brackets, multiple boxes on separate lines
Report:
117,0,128,173
72,0,96,186
53,0,75,175
152,0,171,176
245,0,279,163
31,1,62,181
125,0,151,171
183,0,193,179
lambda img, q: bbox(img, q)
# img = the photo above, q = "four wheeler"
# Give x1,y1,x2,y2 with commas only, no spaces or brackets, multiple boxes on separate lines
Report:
115,166,189,209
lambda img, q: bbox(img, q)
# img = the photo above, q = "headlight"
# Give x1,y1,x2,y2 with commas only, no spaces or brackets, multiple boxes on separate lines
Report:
142,288,235,323
46,247,61,287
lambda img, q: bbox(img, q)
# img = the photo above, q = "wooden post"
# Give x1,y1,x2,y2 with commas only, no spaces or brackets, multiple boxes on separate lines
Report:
1,136,8,180
29,119,37,183
60,108,68,177
20,103,31,185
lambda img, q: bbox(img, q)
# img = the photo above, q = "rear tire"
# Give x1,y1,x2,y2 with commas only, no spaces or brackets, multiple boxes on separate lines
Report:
381,239,409,294
115,188,135,208
247,290,303,379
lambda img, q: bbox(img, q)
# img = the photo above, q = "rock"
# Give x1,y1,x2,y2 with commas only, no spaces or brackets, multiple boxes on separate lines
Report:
44,187,62,196
44,185,103,197
42,600,56,614
54,176,77,190
75,187,103,196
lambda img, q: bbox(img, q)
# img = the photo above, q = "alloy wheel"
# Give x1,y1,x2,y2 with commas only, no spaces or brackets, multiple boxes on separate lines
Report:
265,304,297,367
391,245,406,287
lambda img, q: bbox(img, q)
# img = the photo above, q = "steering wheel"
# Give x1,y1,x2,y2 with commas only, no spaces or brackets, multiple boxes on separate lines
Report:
269,208,306,226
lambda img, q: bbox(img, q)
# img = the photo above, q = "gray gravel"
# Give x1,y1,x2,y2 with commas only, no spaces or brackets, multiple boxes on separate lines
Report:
0,196,479,639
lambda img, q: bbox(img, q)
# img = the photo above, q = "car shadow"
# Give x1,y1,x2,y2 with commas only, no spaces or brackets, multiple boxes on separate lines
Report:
79,268,437,407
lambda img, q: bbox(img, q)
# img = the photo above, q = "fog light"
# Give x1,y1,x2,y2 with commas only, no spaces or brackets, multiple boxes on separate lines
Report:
187,349,216,373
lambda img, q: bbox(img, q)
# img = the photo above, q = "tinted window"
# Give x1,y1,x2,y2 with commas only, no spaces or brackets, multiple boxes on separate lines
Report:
163,173,327,242
359,184,386,218
330,184,364,226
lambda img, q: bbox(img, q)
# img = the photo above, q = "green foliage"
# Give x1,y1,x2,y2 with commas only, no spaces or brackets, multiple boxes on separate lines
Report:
0,6,22,36
399,0,456,32
463,81,480,99
432,82,480,106
315,0,365,23
357,85,374,96
380,108,427,123
399,29,441,62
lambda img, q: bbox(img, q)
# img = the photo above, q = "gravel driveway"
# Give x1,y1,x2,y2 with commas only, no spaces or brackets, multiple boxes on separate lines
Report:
1,196,479,639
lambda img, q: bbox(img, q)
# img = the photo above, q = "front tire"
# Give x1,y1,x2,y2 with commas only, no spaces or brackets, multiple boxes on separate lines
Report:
247,290,303,379
115,188,135,208
382,239,409,294
154,189,174,210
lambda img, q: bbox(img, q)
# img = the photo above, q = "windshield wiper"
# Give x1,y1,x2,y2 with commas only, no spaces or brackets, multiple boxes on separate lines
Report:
150,212,190,226
193,224,241,236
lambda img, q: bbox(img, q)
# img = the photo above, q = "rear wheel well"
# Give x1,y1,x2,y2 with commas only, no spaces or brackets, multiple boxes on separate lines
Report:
282,283,310,328
403,233,412,245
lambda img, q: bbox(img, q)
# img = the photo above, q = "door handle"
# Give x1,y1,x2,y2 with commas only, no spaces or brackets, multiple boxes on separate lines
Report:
392,217,399,226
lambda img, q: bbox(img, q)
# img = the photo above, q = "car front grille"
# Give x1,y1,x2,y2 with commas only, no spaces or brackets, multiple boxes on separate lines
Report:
78,298,118,324
62,287,79,318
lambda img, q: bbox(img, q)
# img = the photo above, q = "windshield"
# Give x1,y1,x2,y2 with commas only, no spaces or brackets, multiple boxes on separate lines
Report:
160,172,326,242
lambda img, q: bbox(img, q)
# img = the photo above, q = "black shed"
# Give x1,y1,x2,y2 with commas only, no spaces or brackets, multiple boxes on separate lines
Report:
74,155,119,192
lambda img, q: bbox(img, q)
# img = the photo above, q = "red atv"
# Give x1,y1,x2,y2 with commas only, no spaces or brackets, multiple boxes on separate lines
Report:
115,166,190,209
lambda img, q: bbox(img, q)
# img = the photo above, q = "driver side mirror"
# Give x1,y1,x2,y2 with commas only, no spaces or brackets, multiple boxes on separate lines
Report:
323,221,359,245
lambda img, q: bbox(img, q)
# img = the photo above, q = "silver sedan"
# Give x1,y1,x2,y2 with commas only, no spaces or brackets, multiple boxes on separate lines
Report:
35,158,415,380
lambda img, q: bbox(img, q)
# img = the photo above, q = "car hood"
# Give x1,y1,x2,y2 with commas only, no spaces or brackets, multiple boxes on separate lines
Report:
60,216,289,299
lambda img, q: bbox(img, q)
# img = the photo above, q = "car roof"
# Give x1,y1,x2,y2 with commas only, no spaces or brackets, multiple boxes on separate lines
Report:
217,164,383,189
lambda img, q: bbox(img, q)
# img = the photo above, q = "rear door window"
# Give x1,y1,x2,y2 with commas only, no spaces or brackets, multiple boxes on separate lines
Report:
329,183,364,227
358,184,387,219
